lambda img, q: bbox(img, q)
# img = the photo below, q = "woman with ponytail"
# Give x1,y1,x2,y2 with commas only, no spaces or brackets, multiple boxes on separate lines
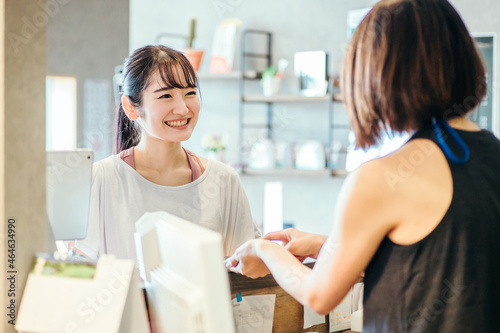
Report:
76,45,260,260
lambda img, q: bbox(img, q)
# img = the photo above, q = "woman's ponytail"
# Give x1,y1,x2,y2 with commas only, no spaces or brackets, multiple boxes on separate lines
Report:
114,101,140,154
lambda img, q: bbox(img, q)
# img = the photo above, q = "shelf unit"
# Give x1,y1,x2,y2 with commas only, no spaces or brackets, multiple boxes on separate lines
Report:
237,30,348,176
196,71,241,80
243,95,330,103
242,167,348,177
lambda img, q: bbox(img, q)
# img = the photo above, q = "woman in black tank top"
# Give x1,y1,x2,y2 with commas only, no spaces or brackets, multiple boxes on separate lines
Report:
226,1,500,332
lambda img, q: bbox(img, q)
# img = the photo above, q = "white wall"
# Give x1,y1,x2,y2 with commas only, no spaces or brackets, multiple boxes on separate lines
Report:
2,2,48,331
48,0,129,160
450,0,500,33
130,0,500,235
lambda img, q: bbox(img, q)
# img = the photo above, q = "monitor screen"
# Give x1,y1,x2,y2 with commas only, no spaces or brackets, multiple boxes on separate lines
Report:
135,211,236,333
46,149,93,241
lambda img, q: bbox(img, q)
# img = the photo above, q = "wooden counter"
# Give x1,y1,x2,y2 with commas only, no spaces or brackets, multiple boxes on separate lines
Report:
228,263,359,333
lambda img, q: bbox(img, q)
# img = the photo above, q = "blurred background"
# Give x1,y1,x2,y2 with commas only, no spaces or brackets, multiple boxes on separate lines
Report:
46,0,500,236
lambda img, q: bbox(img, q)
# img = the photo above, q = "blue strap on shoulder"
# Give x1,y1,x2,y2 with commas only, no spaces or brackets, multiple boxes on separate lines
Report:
431,117,470,164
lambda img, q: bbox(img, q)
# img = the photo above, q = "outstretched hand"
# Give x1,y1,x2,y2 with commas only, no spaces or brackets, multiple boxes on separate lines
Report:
263,228,327,262
225,229,327,279
225,239,271,279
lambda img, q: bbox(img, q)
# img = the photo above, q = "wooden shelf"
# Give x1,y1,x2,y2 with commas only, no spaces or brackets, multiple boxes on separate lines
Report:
242,95,328,103
195,72,344,102
242,94,342,103
196,71,240,80
333,93,343,101
331,169,349,177
242,167,348,177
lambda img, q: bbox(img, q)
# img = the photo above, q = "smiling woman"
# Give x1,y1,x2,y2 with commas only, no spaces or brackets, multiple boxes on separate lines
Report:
123,70,200,148
116,46,199,152
75,45,260,261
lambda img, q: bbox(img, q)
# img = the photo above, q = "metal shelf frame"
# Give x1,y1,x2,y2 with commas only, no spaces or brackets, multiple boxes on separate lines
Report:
238,30,273,169
237,29,346,176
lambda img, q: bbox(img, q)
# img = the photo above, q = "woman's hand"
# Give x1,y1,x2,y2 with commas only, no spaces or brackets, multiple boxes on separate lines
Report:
225,239,271,279
263,228,327,261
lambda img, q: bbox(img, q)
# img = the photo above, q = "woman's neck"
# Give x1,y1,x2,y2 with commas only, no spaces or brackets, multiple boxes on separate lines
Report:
134,137,188,173
447,116,481,131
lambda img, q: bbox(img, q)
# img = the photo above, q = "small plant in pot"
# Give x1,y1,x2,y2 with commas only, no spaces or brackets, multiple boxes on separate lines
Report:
184,18,204,71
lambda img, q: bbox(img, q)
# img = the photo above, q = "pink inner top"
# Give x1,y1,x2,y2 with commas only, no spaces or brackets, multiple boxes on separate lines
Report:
119,147,205,181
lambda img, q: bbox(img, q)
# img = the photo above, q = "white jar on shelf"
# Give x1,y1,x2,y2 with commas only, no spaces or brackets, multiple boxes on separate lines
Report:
260,76,282,96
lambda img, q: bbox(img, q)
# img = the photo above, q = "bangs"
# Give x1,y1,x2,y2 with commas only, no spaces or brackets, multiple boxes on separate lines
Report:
156,52,198,89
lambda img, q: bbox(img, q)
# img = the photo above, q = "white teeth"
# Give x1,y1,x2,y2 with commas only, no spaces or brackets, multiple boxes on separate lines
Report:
166,119,188,127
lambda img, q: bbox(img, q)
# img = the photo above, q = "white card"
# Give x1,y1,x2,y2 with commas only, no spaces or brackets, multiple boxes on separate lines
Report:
232,294,276,333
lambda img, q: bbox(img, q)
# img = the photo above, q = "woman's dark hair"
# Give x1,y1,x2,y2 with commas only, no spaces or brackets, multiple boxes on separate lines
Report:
341,0,487,148
114,45,198,153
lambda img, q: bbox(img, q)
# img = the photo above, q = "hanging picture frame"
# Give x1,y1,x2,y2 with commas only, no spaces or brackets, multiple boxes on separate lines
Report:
472,33,498,137
294,51,329,97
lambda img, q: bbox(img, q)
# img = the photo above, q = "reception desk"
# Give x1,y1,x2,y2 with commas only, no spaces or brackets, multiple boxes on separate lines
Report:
228,263,360,333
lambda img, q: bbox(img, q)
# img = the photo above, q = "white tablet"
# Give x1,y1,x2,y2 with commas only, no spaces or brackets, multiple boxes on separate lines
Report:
46,149,93,240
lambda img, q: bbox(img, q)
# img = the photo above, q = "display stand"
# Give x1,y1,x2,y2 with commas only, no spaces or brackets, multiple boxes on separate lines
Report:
15,255,150,333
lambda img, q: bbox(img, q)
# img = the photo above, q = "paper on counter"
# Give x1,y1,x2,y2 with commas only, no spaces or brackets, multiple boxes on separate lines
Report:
351,283,364,332
329,288,352,332
232,294,276,333
303,305,326,329
351,282,364,312
351,310,363,332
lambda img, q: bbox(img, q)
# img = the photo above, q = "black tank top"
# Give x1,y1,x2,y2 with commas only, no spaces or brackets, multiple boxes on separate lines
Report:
363,125,500,332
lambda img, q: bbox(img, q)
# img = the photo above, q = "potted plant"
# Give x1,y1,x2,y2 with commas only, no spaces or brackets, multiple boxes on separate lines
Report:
260,59,287,96
183,18,204,71
202,134,226,162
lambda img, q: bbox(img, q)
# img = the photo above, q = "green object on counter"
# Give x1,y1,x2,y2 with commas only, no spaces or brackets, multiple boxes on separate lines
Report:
31,254,97,279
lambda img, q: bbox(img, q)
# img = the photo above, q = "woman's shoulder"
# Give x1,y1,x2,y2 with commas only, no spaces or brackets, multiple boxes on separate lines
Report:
349,138,449,213
338,140,447,234
205,159,239,179
198,155,209,170
208,159,238,172
92,154,126,178
183,149,237,175
93,154,119,169
375,138,444,176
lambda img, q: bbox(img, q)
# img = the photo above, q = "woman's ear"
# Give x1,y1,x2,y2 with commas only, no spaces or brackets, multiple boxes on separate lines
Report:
121,95,139,121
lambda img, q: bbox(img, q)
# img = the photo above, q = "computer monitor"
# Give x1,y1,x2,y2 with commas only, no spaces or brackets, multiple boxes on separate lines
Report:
135,211,236,333
46,149,93,241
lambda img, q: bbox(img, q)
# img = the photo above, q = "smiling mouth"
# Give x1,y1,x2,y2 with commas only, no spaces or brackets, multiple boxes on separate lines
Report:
165,118,190,127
